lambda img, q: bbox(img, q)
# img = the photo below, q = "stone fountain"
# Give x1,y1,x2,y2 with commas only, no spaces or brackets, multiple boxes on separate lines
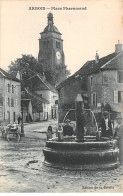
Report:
43,94,119,170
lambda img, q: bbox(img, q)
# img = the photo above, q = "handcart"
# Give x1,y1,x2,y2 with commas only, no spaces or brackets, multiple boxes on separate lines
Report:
5,124,21,142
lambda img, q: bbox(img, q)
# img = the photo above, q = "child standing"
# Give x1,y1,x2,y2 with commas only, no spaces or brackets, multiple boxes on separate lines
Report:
47,126,53,140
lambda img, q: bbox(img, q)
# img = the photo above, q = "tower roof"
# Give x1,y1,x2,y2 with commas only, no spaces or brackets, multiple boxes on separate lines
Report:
41,13,61,35
47,12,53,18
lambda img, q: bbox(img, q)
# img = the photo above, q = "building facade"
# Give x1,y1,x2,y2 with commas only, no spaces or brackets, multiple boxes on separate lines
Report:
38,12,66,85
27,74,58,120
88,47,123,122
57,42,123,124
0,68,21,124
21,88,49,122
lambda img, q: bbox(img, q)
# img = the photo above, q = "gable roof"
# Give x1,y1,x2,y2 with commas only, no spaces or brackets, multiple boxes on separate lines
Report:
21,89,47,113
101,51,123,70
57,51,123,90
0,68,20,82
28,74,57,93
22,88,49,104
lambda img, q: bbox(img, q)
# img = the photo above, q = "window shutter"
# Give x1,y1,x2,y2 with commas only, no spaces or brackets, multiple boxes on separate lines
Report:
121,92,123,102
114,91,118,103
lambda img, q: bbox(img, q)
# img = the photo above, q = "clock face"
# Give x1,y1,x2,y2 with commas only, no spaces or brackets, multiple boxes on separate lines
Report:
56,51,61,60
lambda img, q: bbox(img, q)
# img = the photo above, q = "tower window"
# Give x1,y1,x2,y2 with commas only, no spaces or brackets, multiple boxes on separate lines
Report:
56,41,58,48
56,41,60,49
47,41,49,48
43,41,49,48
43,41,46,48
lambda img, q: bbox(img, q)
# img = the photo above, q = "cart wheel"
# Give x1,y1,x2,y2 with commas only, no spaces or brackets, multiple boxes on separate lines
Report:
6,133,21,142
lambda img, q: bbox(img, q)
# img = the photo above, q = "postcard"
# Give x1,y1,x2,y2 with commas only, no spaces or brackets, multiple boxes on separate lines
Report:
0,0,123,193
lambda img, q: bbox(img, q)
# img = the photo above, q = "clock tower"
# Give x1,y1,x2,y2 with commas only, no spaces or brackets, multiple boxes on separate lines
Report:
38,13,66,85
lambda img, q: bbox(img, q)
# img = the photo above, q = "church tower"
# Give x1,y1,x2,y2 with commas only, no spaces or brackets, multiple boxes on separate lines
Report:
38,13,66,85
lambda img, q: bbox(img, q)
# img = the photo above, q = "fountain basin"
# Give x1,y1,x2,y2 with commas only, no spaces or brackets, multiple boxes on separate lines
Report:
43,137,119,170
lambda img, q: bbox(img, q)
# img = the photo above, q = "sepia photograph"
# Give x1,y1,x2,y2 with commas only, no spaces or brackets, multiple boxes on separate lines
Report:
0,0,123,193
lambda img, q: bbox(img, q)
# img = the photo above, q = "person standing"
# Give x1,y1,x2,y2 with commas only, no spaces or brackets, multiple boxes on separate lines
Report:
57,124,63,141
114,117,123,164
18,116,22,124
47,126,53,140
63,119,73,136
99,111,113,137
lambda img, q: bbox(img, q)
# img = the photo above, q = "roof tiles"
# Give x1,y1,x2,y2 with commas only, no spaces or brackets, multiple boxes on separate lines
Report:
57,51,123,90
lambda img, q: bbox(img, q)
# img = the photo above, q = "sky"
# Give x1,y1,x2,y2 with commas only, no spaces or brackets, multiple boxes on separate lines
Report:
0,0,123,75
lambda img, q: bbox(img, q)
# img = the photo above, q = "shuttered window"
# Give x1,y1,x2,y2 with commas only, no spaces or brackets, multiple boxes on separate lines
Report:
11,98,14,107
91,93,96,106
12,85,14,93
90,76,93,86
117,71,123,83
114,91,123,103
8,98,10,106
8,84,10,93
118,91,123,103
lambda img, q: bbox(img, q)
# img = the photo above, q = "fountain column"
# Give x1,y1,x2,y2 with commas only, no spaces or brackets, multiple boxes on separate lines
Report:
75,94,85,142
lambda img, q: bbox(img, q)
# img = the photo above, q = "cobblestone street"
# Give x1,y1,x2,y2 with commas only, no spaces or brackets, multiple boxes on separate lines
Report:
0,120,123,193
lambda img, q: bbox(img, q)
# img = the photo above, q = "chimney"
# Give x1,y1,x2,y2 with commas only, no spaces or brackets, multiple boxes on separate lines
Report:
95,51,99,63
115,40,122,53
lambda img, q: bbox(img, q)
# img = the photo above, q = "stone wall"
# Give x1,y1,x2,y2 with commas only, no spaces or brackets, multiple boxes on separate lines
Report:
35,90,58,120
88,72,103,108
102,70,123,114
88,70,123,119
3,79,21,124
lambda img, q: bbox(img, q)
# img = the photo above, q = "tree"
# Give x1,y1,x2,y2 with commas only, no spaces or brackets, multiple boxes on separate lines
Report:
44,63,71,85
8,55,43,88
9,54,71,87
